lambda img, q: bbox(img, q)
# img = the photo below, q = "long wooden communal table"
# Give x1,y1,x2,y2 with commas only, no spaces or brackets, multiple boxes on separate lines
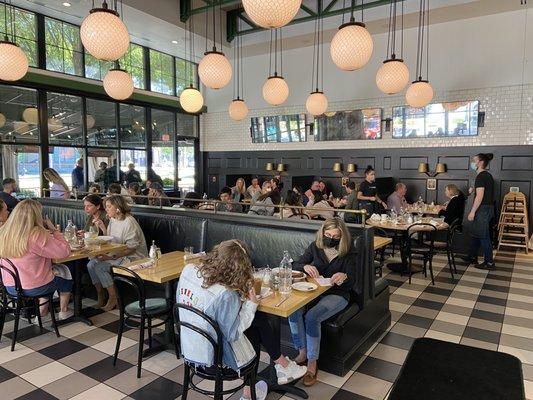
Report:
54,242,128,325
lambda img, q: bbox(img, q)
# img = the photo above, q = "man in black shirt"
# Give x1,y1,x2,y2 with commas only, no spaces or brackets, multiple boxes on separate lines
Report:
0,178,19,212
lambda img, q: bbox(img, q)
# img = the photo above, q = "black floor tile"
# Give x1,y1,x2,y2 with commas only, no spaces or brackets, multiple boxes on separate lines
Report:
4,324,51,342
482,283,509,293
380,332,415,351
412,298,445,311
331,389,372,400
462,326,501,344
99,320,133,334
470,309,504,323
0,366,16,383
16,389,59,400
129,376,183,400
80,356,133,382
397,313,434,329
476,295,507,307
423,286,452,297
356,356,402,383
38,338,88,360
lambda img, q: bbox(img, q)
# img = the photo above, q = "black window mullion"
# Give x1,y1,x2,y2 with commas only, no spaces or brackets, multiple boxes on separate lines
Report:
146,107,153,180
144,46,151,92
173,56,177,97
38,89,49,192
36,13,46,70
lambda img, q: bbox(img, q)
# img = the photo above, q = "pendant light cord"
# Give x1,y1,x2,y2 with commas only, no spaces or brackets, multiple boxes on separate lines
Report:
311,15,317,92
350,0,355,21
280,28,283,76
268,29,273,76
204,6,208,52
3,0,8,41
341,0,346,24
219,0,223,51
426,0,430,80
415,0,423,80
401,0,404,59
211,2,216,51
10,0,16,44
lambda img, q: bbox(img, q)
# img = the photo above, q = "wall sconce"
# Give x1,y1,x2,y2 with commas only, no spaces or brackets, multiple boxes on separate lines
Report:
265,162,274,171
332,162,342,172
347,163,356,173
276,163,285,173
418,162,446,177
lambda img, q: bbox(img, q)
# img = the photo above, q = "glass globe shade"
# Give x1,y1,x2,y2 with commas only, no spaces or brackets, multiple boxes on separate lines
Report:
86,114,96,129
103,68,134,100
48,117,63,132
242,0,302,29
229,99,249,121
22,107,39,124
198,51,232,90
306,91,328,116
0,41,29,81
80,7,129,61
376,59,409,95
13,121,29,134
330,22,373,71
180,86,204,113
0,113,5,128
406,80,434,108
262,76,289,106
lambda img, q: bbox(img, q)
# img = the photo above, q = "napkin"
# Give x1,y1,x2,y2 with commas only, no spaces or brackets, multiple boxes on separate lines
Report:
128,260,155,270
184,252,206,261
315,277,332,286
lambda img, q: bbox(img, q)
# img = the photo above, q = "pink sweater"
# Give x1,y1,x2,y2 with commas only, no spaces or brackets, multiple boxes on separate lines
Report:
1,231,71,289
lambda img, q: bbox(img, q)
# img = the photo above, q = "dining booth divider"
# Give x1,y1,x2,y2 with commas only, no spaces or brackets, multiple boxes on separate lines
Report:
38,198,391,376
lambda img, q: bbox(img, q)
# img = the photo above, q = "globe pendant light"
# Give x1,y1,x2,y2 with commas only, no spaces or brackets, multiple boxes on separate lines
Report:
263,29,289,106
180,13,203,114
306,14,328,116
229,21,249,121
80,0,129,61
330,0,373,71
0,113,5,128
103,63,134,100
0,2,29,81
22,107,39,124
242,0,302,29
406,0,433,108
376,0,409,95
199,2,232,89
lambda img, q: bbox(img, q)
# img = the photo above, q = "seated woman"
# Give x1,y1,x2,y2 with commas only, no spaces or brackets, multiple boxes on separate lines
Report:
83,194,109,233
248,190,276,216
43,167,70,199
88,183,102,194
180,191,203,209
177,240,306,400
128,182,147,205
438,184,466,226
0,199,73,320
148,182,171,207
306,190,334,220
88,195,148,311
0,199,9,227
289,218,357,386
231,177,247,203
281,191,307,219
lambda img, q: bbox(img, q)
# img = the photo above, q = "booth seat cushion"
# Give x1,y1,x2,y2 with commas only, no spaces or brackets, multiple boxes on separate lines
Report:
125,298,169,316
324,303,361,333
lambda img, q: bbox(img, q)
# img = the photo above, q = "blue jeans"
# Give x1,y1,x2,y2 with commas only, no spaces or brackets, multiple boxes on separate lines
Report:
6,275,73,297
87,259,113,288
469,237,494,264
288,295,348,361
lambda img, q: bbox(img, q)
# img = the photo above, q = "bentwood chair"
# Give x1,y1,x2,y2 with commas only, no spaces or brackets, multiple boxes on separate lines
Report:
405,224,437,285
174,303,259,400
111,266,174,378
0,259,60,351
427,218,461,280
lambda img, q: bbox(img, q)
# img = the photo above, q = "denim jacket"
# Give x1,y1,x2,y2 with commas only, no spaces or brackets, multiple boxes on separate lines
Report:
176,264,257,371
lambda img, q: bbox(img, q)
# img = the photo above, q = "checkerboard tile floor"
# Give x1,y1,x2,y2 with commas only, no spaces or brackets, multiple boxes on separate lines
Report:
1,250,532,400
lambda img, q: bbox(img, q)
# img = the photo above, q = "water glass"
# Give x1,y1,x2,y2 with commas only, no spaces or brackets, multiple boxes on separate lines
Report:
89,225,99,239
184,246,194,255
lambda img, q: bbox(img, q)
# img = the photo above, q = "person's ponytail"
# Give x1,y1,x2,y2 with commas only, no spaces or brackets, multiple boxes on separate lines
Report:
476,153,493,168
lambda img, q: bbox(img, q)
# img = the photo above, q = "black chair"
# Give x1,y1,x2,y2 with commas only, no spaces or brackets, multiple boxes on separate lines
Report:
111,266,175,378
373,227,392,278
404,224,437,285
0,259,60,351
174,303,259,400
427,218,461,280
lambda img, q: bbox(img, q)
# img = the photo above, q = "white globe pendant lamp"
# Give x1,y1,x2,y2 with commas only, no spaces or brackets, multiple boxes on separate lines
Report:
0,40,29,81
180,85,204,114
306,91,328,116
80,0,130,61
406,79,433,108
103,65,134,100
86,114,96,129
22,107,39,124
306,15,328,116
263,74,289,106
0,113,6,128
242,0,302,29
376,58,409,95
199,50,232,90
229,98,249,121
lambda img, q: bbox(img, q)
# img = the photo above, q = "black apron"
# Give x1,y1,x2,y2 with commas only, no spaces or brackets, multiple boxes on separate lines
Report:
470,204,493,239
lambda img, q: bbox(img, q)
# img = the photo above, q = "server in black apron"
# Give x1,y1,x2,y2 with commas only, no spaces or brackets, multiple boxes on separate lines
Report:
357,166,387,216
465,153,495,269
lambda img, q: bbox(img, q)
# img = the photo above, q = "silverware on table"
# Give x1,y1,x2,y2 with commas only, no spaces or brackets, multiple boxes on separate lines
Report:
275,296,289,307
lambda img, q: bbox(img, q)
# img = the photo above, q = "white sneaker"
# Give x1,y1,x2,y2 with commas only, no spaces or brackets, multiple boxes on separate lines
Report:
239,380,268,400
58,309,74,320
275,357,307,385
31,313,51,325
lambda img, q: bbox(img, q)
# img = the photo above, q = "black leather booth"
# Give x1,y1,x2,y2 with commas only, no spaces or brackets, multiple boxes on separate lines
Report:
39,198,390,376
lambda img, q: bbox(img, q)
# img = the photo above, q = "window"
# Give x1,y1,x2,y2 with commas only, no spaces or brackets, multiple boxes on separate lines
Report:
0,85,39,143
0,5,38,67
178,139,196,193
150,49,174,95
251,114,307,143
177,112,198,137
1,144,41,196
85,54,113,81
314,109,382,141
119,104,146,149
45,17,83,76
151,108,175,187
120,149,147,182
176,58,196,96
47,92,83,146
86,99,117,147
87,148,117,191
48,146,84,188
393,101,479,138
120,44,145,89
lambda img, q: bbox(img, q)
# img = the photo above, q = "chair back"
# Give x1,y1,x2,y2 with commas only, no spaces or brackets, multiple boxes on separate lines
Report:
407,223,437,251
174,303,224,367
0,258,23,297
448,218,461,244
111,266,146,314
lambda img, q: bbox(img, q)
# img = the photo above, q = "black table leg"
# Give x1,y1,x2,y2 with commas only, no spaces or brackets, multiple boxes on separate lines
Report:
386,231,422,275
142,280,176,357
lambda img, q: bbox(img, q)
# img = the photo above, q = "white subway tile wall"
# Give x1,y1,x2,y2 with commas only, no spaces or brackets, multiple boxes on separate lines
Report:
201,84,533,152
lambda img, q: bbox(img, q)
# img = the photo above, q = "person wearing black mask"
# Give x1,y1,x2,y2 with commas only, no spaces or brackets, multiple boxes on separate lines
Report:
288,218,357,387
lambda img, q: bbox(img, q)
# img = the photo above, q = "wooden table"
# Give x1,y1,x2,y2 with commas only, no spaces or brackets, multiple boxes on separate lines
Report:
374,236,393,251
54,242,129,326
405,206,441,216
118,250,187,284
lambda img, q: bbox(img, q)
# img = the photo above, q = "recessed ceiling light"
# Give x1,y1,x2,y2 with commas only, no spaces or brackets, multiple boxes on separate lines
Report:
171,40,178,44
62,2,71,7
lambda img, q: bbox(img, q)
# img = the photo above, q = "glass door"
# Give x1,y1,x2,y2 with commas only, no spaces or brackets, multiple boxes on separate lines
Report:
177,139,196,194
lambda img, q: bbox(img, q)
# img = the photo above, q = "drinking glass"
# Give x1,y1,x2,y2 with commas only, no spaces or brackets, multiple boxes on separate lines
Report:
184,246,194,255
89,225,99,239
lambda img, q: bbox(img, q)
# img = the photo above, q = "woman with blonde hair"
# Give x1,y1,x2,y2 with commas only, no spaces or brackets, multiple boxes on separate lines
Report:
288,218,357,386
0,199,73,320
43,167,70,199
0,199,9,226
88,195,148,310
177,240,306,400
231,177,247,203
437,184,466,225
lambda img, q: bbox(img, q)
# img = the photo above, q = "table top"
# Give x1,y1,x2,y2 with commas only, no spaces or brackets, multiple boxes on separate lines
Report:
117,250,188,284
405,205,441,216
54,242,129,263
257,279,331,318
367,219,449,232
374,236,393,250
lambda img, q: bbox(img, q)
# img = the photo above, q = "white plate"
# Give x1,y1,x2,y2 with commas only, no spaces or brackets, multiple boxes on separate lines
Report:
292,282,317,292
97,236,114,243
